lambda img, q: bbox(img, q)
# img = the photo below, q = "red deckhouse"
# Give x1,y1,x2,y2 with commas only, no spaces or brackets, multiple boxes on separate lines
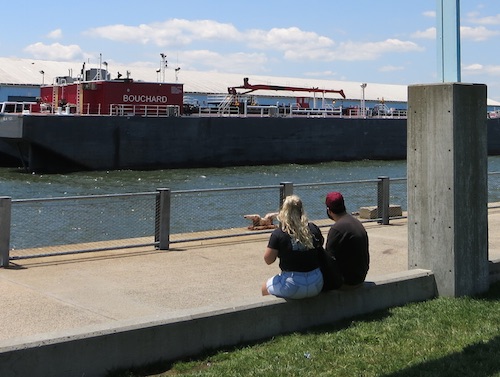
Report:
40,74,184,116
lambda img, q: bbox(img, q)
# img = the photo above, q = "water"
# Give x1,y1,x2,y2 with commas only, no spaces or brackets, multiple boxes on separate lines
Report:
3,158,500,251
0,160,403,249
0,159,411,199
3,156,500,199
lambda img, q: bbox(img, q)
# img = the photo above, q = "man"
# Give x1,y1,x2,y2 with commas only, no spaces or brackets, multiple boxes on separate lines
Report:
324,191,370,289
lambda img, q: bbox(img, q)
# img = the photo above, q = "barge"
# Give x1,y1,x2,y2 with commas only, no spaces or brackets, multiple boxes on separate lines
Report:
0,114,411,172
0,72,499,173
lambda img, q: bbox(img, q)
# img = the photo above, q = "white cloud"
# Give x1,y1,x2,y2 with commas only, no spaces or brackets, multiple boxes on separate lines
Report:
423,11,436,18
85,19,241,47
86,19,337,61
464,64,500,76
179,50,268,73
23,42,84,60
281,39,422,62
412,25,499,42
333,39,422,61
412,27,436,39
247,27,333,51
85,23,153,44
82,18,422,68
467,13,500,25
46,29,62,39
461,26,500,41
487,66,500,76
463,63,483,71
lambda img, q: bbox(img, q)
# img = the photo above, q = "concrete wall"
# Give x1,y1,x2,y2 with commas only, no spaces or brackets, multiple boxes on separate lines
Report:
0,269,436,377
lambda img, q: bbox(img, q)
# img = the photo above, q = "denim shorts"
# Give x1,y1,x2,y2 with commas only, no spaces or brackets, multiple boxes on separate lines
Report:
266,267,323,299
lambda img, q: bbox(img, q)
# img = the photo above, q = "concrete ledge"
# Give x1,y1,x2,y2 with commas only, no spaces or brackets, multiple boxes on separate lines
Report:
359,205,403,219
0,268,436,377
490,258,500,283
4,260,500,377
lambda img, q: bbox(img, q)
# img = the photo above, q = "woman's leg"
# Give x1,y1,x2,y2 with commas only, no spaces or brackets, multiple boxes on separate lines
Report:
261,281,270,296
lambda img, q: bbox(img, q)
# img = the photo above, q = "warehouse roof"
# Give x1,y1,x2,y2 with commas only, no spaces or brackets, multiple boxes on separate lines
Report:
1,57,499,106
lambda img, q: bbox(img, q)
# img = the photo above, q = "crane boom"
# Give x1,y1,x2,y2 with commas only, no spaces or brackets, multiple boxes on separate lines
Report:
228,77,346,99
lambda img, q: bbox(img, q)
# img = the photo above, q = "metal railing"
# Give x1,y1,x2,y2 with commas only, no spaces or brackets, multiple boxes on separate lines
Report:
0,176,399,265
109,104,180,117
488,172,500,207
3,172,500,265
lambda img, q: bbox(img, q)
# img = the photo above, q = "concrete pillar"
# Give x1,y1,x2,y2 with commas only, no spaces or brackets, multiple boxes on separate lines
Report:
408,83,489,297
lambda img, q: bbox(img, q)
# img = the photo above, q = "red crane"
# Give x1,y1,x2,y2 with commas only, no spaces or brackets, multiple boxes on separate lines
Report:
228,77,346,99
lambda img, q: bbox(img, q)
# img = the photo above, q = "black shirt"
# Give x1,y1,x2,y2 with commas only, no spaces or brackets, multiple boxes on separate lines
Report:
267,223,323,272
326,214,369,285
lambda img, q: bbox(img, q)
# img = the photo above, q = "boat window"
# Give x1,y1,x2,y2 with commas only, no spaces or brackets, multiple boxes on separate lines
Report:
3,103,16,113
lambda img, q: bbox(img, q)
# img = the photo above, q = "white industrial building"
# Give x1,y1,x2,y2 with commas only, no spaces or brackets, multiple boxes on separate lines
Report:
1,57,499,110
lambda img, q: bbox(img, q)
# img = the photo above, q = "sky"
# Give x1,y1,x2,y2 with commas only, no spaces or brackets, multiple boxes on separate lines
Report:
2,0,500,101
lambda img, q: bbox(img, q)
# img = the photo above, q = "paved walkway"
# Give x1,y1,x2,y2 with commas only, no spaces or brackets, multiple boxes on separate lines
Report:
1,210,500,344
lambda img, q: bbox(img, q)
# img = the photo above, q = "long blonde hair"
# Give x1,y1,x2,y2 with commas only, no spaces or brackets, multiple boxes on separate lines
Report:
278,195,314,249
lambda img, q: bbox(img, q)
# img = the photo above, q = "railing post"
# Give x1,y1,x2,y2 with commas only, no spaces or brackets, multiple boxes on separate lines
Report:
279,182,294,207
377,176,390,225
155,188,171,250
0,197,12,267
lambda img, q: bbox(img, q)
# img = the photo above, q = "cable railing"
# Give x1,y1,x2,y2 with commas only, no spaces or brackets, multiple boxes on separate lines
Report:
2,172,500,264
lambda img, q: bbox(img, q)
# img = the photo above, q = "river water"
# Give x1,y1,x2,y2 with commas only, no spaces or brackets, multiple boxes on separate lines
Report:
2,158,500,250
0,159,412,198
0,159,403,249
2,156,500,198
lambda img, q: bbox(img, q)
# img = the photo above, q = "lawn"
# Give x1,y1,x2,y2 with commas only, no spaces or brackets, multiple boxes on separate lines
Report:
111,281,500,377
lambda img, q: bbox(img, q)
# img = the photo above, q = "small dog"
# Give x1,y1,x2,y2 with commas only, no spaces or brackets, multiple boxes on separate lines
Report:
244,212,278,230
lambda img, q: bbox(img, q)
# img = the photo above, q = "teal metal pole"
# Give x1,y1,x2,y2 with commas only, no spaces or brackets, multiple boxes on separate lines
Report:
437,0,461,82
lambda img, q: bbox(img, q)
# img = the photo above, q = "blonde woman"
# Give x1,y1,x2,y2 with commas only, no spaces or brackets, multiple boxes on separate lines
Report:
261,195,324,299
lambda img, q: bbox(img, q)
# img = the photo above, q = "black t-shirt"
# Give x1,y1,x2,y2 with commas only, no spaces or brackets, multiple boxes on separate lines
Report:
267,223,323,272
326,214,369,285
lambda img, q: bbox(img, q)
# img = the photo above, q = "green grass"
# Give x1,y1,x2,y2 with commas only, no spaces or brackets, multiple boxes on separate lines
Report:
111,282,500,377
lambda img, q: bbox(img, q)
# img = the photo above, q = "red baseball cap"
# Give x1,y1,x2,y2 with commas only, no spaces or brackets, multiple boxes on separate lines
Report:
325,191,346,213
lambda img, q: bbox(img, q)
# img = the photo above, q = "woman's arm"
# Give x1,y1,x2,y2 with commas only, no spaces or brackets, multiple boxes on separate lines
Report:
263,247,278,265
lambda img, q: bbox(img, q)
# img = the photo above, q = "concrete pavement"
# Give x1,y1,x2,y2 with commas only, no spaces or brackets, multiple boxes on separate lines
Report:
1,209,499,344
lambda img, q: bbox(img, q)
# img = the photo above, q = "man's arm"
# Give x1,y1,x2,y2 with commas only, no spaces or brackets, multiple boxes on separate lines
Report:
325,227,341,255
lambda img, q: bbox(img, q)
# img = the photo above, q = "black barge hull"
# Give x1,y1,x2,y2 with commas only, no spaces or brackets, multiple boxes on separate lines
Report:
1,115,499,172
